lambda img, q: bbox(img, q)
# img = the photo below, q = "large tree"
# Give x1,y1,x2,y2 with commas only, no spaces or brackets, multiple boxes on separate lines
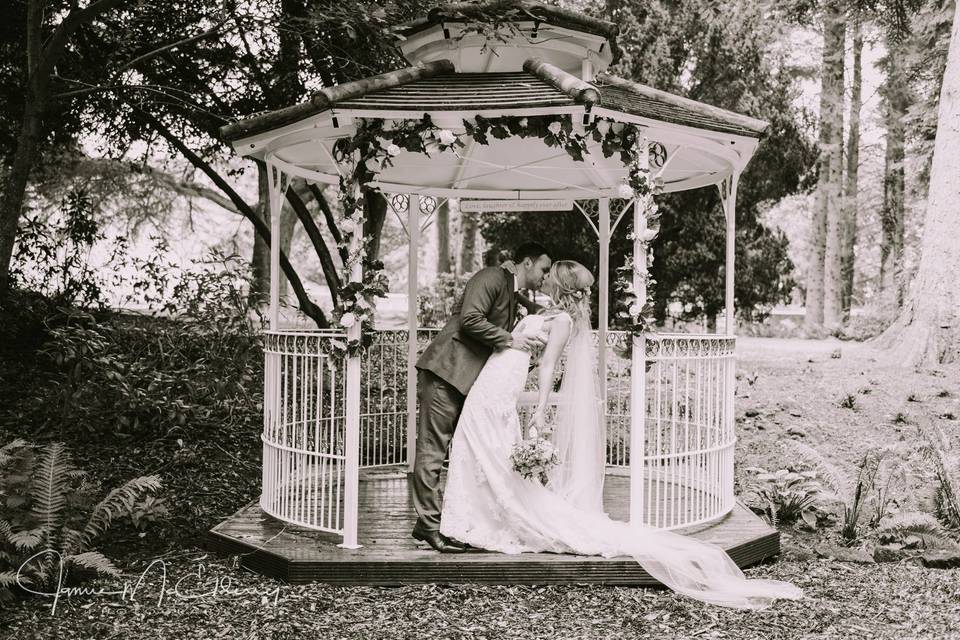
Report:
3,0,420,325
481,0,814,327
0,0,136,295
806,2,846,330
841,11,864,318
876,1,959,366
878,35,912,309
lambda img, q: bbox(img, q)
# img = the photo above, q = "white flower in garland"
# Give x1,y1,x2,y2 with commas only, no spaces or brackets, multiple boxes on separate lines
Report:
547,121,562,135
340,312,358,328
518,117,528,128
629,303,643,317
437,129,457,145
386,143,402,156
617,183,634,199
595,119,611,136
639,227,659,242
340,217,358,234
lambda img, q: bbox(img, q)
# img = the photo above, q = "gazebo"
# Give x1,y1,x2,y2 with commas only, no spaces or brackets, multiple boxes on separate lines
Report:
209,2,777,584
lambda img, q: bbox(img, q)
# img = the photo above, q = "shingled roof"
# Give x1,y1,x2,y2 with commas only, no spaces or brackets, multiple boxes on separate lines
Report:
220,60,768,143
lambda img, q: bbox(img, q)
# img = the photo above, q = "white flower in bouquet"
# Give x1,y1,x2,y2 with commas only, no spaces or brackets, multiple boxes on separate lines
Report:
340,312,358,328
437,129,457,145
547,121,562,135
509,430,559,486
386,143,402,157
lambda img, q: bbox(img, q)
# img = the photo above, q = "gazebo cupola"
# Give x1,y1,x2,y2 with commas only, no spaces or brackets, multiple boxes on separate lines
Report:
397,3,618,75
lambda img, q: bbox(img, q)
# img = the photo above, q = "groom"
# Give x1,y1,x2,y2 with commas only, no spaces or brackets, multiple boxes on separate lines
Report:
411,242,553,552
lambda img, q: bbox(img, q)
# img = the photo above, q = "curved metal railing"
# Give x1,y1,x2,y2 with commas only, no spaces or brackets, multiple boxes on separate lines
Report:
259,329,735,535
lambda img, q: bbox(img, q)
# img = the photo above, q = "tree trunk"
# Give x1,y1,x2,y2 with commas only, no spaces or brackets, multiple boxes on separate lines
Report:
249,163,271,306
821,4,846,330
363,191,388,261
0,0,127,295
880,38,909,309
841,15,863,320
437,200,452,274
278,204,298,299
459,210,479,275
806,5,845,330
876,5,960,367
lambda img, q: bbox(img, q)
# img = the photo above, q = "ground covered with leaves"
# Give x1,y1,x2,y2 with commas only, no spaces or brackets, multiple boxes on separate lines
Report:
2,333,959,639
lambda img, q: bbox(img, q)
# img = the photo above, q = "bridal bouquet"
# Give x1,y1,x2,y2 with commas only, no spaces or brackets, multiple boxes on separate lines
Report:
509,427,559,486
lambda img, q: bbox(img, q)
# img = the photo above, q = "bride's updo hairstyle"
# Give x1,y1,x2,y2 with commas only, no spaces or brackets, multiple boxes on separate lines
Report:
547,260,594,329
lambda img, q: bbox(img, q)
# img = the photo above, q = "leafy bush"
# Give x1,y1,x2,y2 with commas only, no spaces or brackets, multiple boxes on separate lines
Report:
917,420,960,530
839,306,898,341
0,439,162,604
875,512,957,550
9,192,113,310
2,250,264,441
783,440,910,541
743,467,823,528
417,272,471,328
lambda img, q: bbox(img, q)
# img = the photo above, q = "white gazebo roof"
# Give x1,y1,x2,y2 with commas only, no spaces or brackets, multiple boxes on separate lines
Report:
221,3,767,200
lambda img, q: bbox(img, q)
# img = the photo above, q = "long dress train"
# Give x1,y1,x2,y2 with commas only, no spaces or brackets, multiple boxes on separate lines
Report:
440,314,803,610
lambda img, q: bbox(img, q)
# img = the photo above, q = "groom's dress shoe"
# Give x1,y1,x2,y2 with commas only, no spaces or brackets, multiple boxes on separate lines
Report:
412,526,467,553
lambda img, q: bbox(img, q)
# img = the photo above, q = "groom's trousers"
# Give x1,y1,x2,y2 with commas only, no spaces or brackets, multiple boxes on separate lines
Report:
411,369,466,531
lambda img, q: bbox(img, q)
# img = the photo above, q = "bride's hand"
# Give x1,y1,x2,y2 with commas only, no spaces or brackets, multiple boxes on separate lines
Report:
528,408,546,436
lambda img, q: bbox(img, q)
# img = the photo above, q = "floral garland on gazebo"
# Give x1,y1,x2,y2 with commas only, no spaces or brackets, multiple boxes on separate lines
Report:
328,113,662,357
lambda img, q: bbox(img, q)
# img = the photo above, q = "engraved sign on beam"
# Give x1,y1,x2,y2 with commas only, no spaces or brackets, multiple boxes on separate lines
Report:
459,199,574,212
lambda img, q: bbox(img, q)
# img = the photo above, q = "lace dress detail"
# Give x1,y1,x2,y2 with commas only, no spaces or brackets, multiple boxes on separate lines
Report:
439,315,803,609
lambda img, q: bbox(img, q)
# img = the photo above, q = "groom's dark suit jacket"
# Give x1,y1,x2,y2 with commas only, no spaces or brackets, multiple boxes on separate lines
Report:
417,267,539,397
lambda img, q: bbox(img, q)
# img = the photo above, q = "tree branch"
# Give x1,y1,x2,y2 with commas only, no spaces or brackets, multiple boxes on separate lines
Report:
308,183,346,262
286,185,341,306
38,0,131,83
135,109,328,328
111,20,227,79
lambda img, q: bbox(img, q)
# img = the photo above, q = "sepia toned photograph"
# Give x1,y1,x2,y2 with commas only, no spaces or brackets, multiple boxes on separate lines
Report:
1,1,957,638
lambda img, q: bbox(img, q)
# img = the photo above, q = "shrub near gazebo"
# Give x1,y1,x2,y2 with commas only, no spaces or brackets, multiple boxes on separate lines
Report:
209,2,775,583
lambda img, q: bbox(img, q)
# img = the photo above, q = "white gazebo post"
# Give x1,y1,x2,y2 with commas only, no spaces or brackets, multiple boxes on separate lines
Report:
597,197,610,401
629,139,651,526
719,175,740,334
406,194,420,472
263,162,287,523
339,193,364,550
266,163,287,328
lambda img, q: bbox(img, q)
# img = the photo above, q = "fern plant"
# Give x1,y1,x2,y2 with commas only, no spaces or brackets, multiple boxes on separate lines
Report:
875,512,957,550
0,439,162,603
781,440,901,541
917,419,960,530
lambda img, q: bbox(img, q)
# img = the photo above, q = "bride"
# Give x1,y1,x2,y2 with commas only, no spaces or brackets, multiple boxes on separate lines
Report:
440,260,803,610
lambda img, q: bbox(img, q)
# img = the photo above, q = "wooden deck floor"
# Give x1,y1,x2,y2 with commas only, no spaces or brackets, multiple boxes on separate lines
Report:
207,467,780,585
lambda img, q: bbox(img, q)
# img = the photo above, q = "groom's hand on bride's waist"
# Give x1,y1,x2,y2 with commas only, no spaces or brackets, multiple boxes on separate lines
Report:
510,331,545,353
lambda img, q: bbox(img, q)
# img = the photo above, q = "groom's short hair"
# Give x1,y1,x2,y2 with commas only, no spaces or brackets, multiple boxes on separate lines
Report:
513,242,551,263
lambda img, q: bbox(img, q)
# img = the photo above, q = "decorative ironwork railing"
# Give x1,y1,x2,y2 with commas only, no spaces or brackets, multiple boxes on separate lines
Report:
259,329,735,534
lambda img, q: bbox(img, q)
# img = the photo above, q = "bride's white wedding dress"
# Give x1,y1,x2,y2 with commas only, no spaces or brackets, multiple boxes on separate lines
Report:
440,313,803,610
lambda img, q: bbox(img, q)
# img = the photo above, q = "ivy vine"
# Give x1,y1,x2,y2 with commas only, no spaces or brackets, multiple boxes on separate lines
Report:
329,112,662,358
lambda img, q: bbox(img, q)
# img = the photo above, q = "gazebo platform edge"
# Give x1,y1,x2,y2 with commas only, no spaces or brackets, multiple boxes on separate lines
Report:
206,472,781,586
